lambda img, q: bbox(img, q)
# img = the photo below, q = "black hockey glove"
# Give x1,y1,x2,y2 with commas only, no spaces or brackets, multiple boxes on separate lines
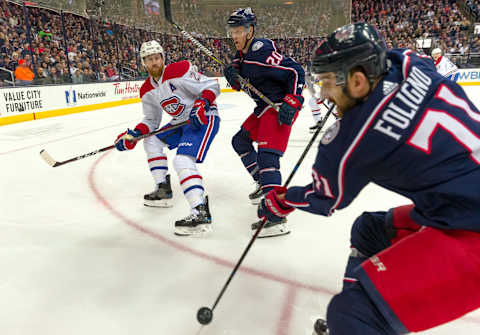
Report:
278,94,304,125
223,63,241,91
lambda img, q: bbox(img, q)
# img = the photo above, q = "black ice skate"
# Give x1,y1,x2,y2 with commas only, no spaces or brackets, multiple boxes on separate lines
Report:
313,319,329,335
251,217,290,238
174,196,212,236
249,181,263,205
144,175,173,208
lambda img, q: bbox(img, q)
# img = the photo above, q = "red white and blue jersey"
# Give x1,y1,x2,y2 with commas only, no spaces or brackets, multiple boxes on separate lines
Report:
233,38,305,116
137,60,220,133
285,49,480,232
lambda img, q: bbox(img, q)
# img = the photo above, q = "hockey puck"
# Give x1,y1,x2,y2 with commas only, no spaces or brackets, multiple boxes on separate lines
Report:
196,306,213,325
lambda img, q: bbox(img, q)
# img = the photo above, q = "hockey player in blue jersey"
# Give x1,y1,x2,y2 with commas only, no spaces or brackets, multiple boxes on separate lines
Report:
223,7,305,238
257,23,480,334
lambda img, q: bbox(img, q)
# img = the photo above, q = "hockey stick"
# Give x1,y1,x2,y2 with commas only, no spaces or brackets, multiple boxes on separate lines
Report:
39,121,188,168
196,103,336,325
162,0,280,112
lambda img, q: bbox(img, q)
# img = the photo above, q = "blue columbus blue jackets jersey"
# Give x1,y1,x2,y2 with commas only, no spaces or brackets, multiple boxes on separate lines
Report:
233,38,305,115
285,49,480,232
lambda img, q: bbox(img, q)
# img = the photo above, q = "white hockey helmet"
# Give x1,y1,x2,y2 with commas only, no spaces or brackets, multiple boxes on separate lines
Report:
140,40,164,66
431,48,442,56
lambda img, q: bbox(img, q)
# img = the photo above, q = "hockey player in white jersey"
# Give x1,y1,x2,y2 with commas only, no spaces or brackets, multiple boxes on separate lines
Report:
305,73,335,132
114,40,221,236
431,47,458,79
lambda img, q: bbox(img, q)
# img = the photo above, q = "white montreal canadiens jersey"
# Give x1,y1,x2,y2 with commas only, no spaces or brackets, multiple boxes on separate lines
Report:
435,56,458,78
139,60,220,130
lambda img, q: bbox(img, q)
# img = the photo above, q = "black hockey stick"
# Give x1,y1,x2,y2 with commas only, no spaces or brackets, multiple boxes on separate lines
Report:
196,103,336,326
39,121,189,167
163,0,280,112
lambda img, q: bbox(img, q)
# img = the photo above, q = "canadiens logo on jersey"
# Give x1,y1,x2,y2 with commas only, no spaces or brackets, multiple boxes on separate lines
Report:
321,120,340,145
160,96,186,117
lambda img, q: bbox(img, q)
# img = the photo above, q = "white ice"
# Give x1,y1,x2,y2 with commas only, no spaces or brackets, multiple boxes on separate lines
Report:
0,90,479,335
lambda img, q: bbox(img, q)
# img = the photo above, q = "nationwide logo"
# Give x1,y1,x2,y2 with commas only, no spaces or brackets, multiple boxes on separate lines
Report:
65,87,77,106
65,87,106,106
451,70,480,82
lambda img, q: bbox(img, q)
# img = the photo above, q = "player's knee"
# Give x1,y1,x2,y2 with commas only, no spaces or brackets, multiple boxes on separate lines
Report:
231,129,253,155
351,211,391,257
327,285,399,335
257,150,280,169
173,154,196,172
143,135,166,155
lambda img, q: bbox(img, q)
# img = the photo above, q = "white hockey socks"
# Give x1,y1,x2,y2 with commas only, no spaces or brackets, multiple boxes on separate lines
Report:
144,136,169,186
173,154,205,211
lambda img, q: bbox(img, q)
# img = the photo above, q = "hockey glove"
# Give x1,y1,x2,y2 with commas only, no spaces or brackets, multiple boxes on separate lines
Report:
257,186,294,223
223,62,241,91
189,98,210,129
115,128,142,151
278,94,304,125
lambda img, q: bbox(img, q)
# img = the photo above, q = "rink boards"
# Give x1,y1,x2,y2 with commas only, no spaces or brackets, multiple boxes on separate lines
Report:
0,77,233,126
0,72,477,127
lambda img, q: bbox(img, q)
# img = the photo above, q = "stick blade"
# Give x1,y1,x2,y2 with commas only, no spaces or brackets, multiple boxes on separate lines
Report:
163,0,173,23
39,149,59,167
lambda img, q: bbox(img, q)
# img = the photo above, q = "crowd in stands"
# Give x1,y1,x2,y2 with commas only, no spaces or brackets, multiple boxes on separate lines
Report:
466,0,480,21
353,0,471,54
0,0,479,87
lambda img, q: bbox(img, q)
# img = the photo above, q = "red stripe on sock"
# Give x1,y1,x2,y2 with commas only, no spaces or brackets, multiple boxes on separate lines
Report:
180,174,202,185
148,156,167,163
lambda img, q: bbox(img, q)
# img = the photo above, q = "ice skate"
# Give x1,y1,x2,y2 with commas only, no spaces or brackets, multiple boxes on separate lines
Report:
249,181,263,205
313,319,329,335
251,217,290,238
174,196,212,236
144,175,173,207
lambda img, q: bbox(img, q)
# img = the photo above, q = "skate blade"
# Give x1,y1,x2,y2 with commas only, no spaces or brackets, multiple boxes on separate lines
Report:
144,199,173,208
174,224,212,237
254,223,291,238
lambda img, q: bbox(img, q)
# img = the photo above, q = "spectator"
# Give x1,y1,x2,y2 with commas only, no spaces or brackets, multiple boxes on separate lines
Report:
14,58,34,85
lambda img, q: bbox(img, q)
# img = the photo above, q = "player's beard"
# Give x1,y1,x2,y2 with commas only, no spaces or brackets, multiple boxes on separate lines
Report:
148,64,164,80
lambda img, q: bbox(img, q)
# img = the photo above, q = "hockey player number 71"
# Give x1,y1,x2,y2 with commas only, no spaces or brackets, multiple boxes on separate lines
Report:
408,86,480,164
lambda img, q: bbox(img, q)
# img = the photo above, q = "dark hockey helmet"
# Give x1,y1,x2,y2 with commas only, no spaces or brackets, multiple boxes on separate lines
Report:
312,23,387,86
227,7,257,28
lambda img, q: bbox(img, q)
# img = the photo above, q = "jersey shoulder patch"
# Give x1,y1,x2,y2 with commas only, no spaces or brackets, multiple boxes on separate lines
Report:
321,120,341,145
140,77,155,99
252,40,264,52
162,60,191,83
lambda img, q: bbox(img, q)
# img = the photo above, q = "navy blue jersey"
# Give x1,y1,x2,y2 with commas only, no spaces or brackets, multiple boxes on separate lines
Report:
234,38,305,115
285,49,480,232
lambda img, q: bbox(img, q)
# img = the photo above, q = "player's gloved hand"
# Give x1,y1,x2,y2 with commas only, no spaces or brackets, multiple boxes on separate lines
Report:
278,94,304,125
115,128,142,151
189,98,210,129
257,186,294,223
223,62,241,91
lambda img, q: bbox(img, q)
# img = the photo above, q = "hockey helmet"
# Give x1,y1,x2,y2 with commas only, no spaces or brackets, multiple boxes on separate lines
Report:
431,48,442,56
140,40,164,66
227,7,257,28
312,23,388,86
